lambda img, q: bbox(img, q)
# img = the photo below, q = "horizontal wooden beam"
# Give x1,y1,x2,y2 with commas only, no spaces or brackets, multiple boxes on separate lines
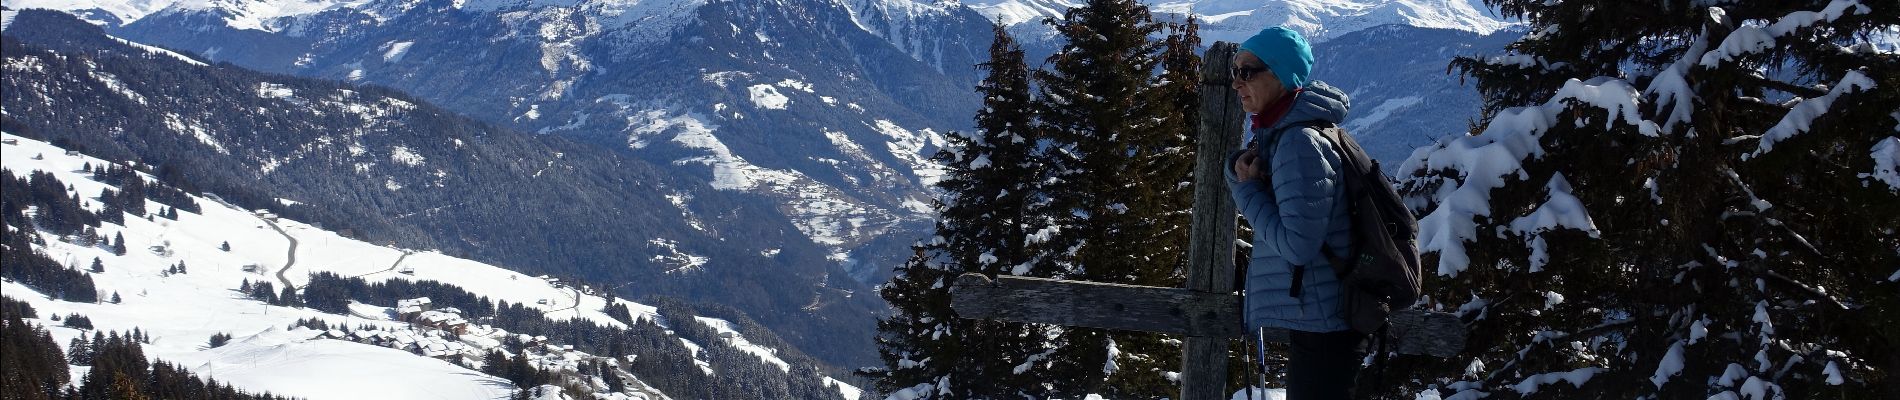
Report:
950,273,1244,337
1387,306,1466,358
949,273,1467,357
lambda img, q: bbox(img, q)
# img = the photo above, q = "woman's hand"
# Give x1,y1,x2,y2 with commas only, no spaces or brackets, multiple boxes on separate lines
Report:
1234,148,1263,183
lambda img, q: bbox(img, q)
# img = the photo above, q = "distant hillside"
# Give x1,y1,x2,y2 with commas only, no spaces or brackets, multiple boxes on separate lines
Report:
1,131,865,399
1,9,884,369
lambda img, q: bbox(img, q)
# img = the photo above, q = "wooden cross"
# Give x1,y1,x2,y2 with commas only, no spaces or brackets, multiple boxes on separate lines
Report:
949,42,1465,400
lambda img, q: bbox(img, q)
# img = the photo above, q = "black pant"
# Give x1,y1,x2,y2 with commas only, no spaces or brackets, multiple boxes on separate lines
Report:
1283,329,1366,400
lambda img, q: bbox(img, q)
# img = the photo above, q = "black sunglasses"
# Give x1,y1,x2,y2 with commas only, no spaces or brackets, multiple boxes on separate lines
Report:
1231,65,1269,82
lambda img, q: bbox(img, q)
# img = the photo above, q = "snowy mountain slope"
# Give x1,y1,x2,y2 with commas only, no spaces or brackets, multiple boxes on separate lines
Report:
0,133,534,399
1310,24,1517,164
3,9,887,372
104,0,981,290
1,132,863,399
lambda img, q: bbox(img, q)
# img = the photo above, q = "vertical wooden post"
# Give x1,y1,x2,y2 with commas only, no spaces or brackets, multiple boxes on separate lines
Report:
1180,41,1245,400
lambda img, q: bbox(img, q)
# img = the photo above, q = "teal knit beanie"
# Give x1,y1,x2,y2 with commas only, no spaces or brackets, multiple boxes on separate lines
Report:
1239,27,1313,90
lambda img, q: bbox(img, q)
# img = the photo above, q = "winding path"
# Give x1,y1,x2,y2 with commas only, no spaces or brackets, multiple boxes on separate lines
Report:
351,250,415,278
263,219,298,291
542,287,582,316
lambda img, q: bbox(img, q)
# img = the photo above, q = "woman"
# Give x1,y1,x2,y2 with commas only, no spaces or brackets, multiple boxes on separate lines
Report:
1225,26,1362,400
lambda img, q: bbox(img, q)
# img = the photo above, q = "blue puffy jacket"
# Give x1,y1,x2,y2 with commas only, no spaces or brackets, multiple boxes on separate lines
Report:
1225,81,1353,333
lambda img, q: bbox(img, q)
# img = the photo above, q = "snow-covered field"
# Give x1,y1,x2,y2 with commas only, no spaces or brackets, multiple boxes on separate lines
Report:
193,327,516,399
1,132,857,399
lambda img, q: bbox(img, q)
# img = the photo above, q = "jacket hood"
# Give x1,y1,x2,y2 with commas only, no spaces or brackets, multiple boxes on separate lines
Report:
1268,80,1350,131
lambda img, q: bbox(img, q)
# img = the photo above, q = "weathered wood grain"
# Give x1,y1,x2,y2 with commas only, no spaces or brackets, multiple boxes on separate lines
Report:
1387,306,1466,358
949,273,1244,338
1187,40,1243,297
1181,41,1246,400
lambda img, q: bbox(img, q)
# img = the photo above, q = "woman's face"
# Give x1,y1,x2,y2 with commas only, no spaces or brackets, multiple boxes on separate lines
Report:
1231,52,1284,114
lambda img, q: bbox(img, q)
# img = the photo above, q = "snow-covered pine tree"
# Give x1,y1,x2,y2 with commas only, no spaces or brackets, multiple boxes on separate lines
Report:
1389,0,1898,398
872,23,1054,398
1031,0,1195,396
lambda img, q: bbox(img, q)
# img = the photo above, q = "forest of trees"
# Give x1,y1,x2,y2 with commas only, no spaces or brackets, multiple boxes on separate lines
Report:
299,271,497,319
871,0,1206,397
1,169,102,304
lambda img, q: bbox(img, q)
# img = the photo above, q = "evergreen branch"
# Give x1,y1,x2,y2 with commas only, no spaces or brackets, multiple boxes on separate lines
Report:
1481,318,1637,385
1712,169,1852,311
1733,72,1829,98
1752,219,1851,311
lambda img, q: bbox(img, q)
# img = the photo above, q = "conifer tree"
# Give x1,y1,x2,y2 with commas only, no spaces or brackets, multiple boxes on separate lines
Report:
67,337,92,365
1390,0,1898,398
98,188,123,224
872,22,1053,398
111,232,126,256
1027,0,1201,396
278,286,300,307
90,257,104,273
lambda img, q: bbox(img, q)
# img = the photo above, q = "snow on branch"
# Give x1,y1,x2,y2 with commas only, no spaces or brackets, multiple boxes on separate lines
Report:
1508,173,1601,272
1862,136,1900,192
1405,78,1651,276
1485,54,1570,72
1650,341,1687,388
1644,8,1722,133
1513,366,1603,395
1698,0,1873,68
1555,78,1662,137
1745,70,1878,160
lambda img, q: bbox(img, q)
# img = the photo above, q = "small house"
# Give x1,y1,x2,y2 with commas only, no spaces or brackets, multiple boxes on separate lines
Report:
2,139,18,145
416,310,469,335
65,150,81,156
242,264,261,273
398,266,415,275
396,297,433,320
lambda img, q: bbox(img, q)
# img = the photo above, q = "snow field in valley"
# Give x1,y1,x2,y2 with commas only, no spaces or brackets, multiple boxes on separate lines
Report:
4,133,491,399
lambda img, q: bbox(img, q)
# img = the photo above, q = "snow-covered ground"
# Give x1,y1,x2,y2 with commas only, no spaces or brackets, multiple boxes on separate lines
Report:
1,132,844,399
193,327,516,399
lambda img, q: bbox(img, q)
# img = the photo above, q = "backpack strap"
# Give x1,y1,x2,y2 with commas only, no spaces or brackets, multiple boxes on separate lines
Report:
1308,125,1361,276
